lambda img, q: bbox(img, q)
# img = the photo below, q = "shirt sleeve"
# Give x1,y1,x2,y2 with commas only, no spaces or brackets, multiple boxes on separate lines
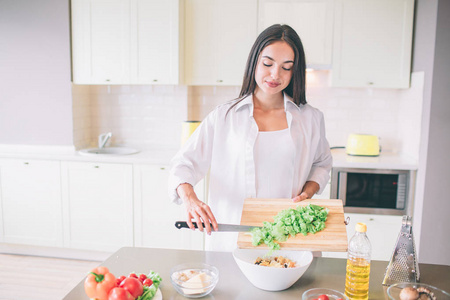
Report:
168,110,216,204
306,111,333,194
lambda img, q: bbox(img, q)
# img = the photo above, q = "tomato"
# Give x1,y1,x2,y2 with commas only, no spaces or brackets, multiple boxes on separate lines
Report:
128,273,138,279
337,298,344,300
108,287,134,300
138,274,147,283
318,295,329,300
120,277,144,298
143,278,153,287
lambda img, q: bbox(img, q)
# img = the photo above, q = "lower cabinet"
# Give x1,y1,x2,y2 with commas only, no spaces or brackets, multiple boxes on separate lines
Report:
322,213,403,261
61,161,134,252
133,164,204,250
0,159,63,247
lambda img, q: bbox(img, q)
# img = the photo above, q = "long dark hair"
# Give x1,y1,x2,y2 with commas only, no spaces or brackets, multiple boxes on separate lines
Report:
239,24,307,106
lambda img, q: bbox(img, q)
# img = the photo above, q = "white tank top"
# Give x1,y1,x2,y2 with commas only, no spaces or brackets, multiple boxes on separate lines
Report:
254,128,295,198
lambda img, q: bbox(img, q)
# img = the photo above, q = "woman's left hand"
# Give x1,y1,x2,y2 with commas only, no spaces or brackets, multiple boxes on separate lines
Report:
292,181,320,202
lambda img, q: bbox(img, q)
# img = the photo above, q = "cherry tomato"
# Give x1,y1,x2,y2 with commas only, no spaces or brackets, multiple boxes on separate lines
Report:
337,298,344,300
318,295,330,300
108,287,134,300
138,274,147,283
143,278,153,287
128,273,138,279
120,277,144,298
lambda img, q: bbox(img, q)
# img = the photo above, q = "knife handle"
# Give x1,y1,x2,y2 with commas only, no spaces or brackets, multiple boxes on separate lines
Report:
175,221,209,229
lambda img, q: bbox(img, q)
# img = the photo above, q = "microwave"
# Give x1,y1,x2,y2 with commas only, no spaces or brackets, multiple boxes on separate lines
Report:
330,168,415,216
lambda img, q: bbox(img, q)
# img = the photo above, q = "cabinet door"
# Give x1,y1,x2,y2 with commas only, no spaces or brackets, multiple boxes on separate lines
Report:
258,0,334,67
134,164,204,250
331,0,414,88
72,0,131,84
61,162,133,252
185,0,258,85
0,159,63,247
130,0,181,84
322,213,403,260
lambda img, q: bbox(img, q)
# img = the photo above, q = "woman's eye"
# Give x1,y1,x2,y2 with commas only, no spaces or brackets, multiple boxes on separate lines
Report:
283,67,292,71
263,63,272,67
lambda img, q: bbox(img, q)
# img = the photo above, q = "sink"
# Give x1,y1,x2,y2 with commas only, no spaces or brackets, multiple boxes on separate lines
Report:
78,147,140,156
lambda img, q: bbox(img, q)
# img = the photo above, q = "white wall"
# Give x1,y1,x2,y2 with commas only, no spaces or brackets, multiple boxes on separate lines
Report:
0,0,73,145
415,0,450,265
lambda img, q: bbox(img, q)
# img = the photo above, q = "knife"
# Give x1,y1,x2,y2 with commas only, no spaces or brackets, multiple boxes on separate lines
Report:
175,221,259,232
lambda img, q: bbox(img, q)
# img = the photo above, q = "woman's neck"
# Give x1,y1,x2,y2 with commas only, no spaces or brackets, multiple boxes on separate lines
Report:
253,88,284,110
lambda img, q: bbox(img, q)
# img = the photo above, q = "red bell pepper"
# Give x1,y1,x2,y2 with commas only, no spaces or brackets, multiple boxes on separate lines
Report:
85,266,117,300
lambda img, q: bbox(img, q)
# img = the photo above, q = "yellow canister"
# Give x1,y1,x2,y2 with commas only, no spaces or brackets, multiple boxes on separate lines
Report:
181,121,201,146
346,134,380,156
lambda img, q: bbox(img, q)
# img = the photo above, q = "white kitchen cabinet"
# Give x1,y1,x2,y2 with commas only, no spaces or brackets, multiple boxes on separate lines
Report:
61,161,133,252
322,213,403,260
71,0,181,85
331,0,415,88
0,159,63,247
133,164,204,250
184,0,258,85
258,0,334,68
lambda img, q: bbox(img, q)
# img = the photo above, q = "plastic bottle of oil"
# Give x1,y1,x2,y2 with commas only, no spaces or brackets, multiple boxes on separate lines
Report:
345,222,371,300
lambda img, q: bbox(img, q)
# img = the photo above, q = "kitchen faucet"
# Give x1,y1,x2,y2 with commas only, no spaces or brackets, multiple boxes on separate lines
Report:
98,132,112,149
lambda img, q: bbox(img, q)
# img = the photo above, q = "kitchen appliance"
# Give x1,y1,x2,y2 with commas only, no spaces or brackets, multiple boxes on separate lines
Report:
237,199,348,252
181,121,201,146
175,221,258,232
382,215,420,285
346,134,380,156
331,168,414,216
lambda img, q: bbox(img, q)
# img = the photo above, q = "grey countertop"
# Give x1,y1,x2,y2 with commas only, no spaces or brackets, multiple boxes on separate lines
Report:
63,247,449,300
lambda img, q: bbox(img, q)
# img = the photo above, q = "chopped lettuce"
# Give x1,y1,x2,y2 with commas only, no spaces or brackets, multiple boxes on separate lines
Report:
251,203,329,251
136,271,162,300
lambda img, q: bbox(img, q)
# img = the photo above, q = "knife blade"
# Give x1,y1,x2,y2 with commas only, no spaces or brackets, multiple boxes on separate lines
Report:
175,221,259,232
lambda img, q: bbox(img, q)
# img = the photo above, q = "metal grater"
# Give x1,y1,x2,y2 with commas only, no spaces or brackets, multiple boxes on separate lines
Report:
382,215,420,285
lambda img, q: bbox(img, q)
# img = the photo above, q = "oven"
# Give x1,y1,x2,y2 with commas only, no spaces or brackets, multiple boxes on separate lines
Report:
330,167,415,215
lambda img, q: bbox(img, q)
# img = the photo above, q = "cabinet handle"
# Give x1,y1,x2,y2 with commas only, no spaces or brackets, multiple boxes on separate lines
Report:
160,167,165,170
94,165,99,168
368,82,374,85
24,162,29,165
105,79,110,82
217,79,223,83
153,79,158,82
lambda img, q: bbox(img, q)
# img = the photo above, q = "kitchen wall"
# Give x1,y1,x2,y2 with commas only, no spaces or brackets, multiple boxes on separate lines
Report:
0,0,73,146
73,71,424,161
413,0,450,266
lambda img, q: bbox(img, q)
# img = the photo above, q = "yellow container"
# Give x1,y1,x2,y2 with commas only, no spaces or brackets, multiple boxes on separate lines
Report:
346,134,380,156
181,121,201,146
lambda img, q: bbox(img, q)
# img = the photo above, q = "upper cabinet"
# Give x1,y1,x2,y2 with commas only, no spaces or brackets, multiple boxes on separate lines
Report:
71,0,181,85
184,0,258,86
331,0,415,88
258,0,334,68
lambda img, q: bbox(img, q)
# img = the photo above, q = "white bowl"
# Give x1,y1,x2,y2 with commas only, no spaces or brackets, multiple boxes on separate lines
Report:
170,263,219,298
232,248,313,291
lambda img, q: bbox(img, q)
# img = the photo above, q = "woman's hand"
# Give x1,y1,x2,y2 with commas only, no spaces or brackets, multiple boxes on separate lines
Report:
292,181,320,202
177,183,218,235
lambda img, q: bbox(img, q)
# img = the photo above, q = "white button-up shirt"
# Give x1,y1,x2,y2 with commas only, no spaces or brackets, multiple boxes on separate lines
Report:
168,93,332,251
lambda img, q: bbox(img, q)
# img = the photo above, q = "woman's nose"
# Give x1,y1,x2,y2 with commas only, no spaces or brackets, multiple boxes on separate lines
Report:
270,67,280,79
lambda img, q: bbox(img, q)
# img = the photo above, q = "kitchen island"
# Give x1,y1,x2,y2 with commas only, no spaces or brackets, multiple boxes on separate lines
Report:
63,247,450,300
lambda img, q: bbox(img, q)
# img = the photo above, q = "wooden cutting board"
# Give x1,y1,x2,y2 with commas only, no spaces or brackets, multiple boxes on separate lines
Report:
237,198,348,252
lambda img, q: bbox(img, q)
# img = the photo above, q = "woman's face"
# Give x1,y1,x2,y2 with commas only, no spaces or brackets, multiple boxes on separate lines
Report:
254,41,295,97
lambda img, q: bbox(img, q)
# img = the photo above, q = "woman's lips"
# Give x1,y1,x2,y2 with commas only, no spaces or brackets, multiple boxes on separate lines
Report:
266,81,280,88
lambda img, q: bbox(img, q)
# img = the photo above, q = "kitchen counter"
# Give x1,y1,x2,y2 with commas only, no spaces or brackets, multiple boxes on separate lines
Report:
63,247,450,300
0,144,178,165
331,148,418,170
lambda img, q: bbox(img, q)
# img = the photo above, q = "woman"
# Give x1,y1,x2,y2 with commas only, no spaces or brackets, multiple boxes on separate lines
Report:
168,24,332,251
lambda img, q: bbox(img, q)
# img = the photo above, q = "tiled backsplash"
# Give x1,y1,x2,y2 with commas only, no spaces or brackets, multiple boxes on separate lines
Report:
73,71,423,160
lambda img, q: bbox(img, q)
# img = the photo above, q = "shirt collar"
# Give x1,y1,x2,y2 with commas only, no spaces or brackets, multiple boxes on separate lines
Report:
234,93,302,113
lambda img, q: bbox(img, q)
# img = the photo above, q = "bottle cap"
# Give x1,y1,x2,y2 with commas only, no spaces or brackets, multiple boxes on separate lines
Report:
355,222,367,232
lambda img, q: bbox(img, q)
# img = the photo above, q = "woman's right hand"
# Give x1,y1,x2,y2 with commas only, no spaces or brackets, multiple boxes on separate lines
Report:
176,183,218,235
